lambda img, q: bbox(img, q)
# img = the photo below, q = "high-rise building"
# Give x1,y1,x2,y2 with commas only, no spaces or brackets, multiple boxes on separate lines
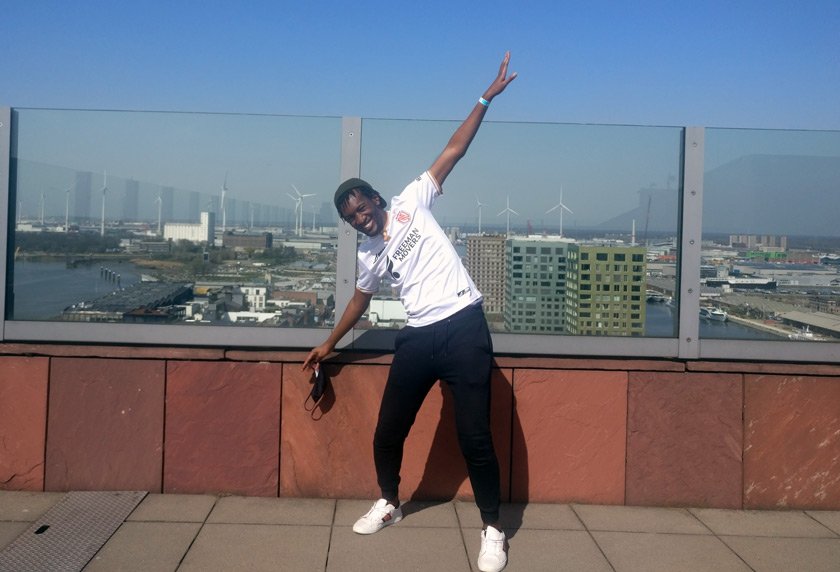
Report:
74,171,92,223
227,198,237,228
504,236,572,333
565,243,647,337
729,234,788,251
465,234,506,316
319,201,335,225
207,195,219,219
188,191,200,221
161,186,175,223
123,179,139,221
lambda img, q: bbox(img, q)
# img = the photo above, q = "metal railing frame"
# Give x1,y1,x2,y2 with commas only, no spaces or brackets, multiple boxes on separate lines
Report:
2,108,838,363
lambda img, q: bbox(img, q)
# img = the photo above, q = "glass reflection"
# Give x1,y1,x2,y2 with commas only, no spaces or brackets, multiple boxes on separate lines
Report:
9,109,341,327
358,118,683,337
701,128,840,341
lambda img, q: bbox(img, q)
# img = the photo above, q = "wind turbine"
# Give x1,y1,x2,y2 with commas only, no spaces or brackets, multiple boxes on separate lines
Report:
497,196,519,237
286,192,302,236
220,173,229,235
100,171,108,237
155,194,163,235
64,185,72,233
475,194,484,234
290,185,316,236
545,186,573,238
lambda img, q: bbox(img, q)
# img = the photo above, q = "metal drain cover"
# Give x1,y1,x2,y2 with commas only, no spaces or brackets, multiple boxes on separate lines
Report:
0,490,147,572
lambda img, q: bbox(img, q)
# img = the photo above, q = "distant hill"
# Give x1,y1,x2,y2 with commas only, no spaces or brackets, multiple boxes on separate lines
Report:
598,154,840,237
703,155,840,236
597,186,678,235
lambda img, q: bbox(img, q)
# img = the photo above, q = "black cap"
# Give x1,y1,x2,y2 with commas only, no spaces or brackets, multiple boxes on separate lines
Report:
334,178,387,212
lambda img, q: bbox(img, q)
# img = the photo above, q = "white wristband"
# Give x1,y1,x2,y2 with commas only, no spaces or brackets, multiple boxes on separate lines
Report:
478,97,490,107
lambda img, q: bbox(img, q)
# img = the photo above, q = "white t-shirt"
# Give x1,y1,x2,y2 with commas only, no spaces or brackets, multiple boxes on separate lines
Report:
356,171,483,327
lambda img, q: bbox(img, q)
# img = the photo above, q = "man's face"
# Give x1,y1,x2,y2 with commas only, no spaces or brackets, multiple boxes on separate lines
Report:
340,190,387,237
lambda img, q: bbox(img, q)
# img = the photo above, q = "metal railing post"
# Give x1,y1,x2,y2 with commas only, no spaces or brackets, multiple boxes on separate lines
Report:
677,126,704,359
336,117,362,347
0,108,12,339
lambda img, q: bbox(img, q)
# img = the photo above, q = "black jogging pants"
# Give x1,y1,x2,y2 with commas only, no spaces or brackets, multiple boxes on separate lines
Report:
373,303,501,525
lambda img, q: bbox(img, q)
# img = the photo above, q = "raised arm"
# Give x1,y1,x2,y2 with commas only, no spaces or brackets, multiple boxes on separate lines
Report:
428,51,517,188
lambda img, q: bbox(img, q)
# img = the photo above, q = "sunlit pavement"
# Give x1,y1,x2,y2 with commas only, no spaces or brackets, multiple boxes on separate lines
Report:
1,491,839,571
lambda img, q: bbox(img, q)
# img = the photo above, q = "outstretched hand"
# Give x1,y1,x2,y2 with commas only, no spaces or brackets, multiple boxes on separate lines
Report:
482,51,518,102
302,342,333,372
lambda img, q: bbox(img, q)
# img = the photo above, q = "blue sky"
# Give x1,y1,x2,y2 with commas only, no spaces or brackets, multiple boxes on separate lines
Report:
3,1,840,130
6,2,840,233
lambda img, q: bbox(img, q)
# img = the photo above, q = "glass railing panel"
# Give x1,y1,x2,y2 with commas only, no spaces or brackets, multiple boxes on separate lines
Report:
8,109,341,328
702,128,840,341
357,118,683,337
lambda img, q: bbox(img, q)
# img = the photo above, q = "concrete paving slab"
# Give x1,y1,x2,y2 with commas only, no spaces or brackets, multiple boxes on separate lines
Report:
328,525,470,572
0,522,29,550
574,504,710,534
463,529,613,572
0,491,65,521
127,493,217,522
335,499,458,528
690,508,837,537
455,501,585,532
592,531,752,572
805,510,840,536
5,491,840,572
207,496,335,525
392,500,460,527
83,522,201,572
720,536,840,572
0,491,147,572
178,523,330,572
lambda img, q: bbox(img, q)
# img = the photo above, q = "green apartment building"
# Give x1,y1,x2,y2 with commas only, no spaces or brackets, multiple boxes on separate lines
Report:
565,243,647,336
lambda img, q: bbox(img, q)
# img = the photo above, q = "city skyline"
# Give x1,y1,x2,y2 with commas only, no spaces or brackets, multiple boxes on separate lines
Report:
13,146,840,239
11,102,840,235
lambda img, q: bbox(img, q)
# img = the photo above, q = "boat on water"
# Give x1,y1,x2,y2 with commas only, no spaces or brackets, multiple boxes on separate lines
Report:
788,325,817,341
700,306,728,322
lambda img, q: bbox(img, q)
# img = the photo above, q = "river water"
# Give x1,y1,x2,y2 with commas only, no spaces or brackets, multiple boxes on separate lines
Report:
10,259,143,320
644,300,782,340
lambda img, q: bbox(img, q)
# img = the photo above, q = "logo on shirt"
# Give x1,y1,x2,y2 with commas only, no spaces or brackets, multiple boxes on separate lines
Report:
386,258,400,280
393,228,421,262
395,210,411,224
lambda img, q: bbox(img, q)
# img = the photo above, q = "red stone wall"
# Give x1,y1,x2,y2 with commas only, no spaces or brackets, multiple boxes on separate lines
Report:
1,344,839,510
45,357,165,492
0,357,48,490
625,372,743,508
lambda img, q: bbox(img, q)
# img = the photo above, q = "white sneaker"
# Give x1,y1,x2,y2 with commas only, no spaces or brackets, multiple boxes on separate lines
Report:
477,525,507,572
352,499,403,534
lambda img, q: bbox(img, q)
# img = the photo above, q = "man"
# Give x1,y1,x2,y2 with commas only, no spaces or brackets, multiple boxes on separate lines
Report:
303,52,516,572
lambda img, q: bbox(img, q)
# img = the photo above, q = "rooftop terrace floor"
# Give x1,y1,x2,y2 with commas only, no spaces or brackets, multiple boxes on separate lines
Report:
1,491,839,571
